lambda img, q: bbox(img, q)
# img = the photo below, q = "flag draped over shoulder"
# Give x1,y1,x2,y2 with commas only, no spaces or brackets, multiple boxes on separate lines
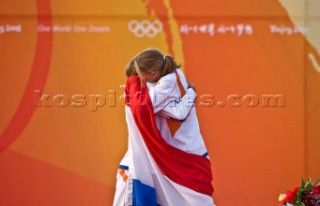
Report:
125,75,214,198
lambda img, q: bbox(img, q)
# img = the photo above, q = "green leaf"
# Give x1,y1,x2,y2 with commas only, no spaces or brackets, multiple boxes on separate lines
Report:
303,177,313,193
300,178,305,188
295,189,303,202
294,202,305,206
304,181,311,189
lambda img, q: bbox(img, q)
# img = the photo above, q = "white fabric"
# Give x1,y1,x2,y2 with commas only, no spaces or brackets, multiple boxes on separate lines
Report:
147,69,208,156
113,107,214,206
113,69,215,206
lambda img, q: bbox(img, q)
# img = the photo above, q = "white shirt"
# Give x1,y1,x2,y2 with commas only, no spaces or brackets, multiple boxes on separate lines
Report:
146,69,208,156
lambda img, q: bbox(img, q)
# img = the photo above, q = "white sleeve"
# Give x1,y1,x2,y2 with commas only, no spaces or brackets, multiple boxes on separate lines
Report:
158,87,196,120
148,73,196,120
148,74,176,113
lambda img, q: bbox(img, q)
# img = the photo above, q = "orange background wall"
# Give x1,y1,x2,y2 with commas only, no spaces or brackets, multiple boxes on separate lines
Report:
0,0,319,205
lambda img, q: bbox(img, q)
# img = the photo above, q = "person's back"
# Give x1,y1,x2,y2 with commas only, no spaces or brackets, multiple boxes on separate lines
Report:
147,68,208,157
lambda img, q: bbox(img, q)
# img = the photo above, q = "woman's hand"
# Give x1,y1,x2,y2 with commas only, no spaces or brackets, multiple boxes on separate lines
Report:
186,79,196,92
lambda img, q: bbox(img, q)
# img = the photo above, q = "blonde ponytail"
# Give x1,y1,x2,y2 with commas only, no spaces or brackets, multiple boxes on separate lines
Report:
125,48,181,78
125,58,137,77
160,55,181,76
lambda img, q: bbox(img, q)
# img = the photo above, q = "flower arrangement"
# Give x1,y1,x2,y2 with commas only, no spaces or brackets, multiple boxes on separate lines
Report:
279,177,320,206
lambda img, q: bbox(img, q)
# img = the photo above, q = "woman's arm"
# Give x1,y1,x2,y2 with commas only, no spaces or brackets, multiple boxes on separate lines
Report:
157,87,196,120
186,78,196,92
147,70,196,120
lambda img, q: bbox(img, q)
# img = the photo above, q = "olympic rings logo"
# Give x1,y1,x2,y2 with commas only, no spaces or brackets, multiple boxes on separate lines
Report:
128,20,163,38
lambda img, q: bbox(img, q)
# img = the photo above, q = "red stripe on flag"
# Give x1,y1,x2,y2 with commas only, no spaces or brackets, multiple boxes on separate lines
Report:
125,75,214,196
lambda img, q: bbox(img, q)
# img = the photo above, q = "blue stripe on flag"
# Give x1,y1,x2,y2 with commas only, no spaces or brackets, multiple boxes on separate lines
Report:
202,152,208,157
169,116,187,122
118,165,129,170
132,179,158,206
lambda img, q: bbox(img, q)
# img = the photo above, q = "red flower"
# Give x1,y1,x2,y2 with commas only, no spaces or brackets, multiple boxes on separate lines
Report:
287,187,300,203
279,186,300,206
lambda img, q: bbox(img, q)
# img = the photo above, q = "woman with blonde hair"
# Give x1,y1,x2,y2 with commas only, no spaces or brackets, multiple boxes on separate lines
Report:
113,48,215,206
